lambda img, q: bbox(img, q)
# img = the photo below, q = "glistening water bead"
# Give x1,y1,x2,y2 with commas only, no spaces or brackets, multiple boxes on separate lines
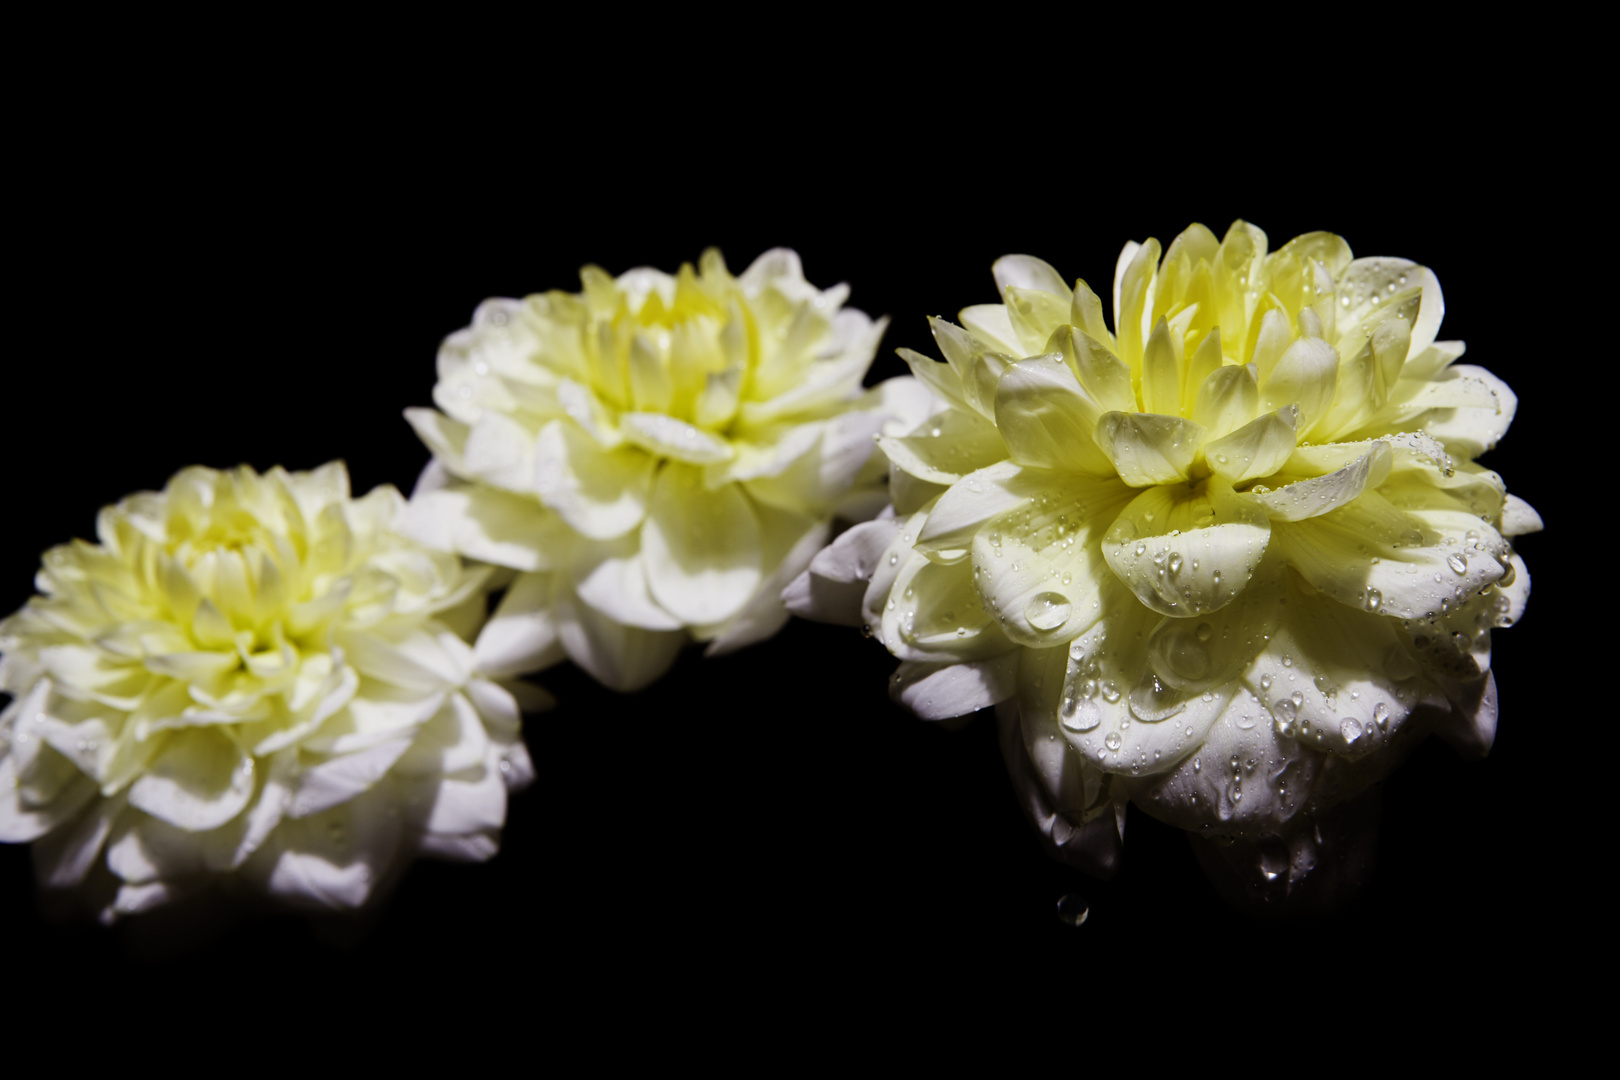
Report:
1056,892,1090,926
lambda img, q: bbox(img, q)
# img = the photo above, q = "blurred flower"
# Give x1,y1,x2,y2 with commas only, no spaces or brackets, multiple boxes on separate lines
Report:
787,222,1538,895
405,248,926,691
0,463,542,921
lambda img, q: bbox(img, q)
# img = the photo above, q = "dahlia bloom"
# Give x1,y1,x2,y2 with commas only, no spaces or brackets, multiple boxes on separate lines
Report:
787,222,1537,893
405,248,926,691
0,463,541,921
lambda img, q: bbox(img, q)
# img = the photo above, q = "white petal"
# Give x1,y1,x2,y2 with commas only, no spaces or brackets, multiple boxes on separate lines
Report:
1413,364,1517,458
641,464,762,626
993,254,1071,303
573,533,683,632
889,652,1020,720
969,475,1135,646
957,303,1023,356
881,551,1010,662
127,727,256,832
1096,411,1205,487
914,461,1032,562
474,572,567,677
253,792,403,911
554,588,686,692
994,355,1116,475
534,420,655,541
422,752,508,836
620,412,735,465
1248,442,1392,522
33,791,125,887
876,406,1007,486
1275,491,1509,620
287,736,413,818
1500,493,1543,536
700,505,828,656
395,693,489,777
1101,483,1272,616
400,484,565,573
784,518,898,626
1260,336,1337,435
463,411,538,493
1191,362,1260,440
1204,408,1298,483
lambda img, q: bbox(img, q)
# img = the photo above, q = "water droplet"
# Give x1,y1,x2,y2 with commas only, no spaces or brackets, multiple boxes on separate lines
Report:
1340,718,1362,743
1290,690,1304,708
1373,702,1390,730
1100,681,1121,704
1134,542,1147,557
1259,673,1273,693
860,624,873,638
1056,893,1090,926
1104,732,1123,751
888,553,898,565
1447,552,1468,575
1365,587,1382,612
1273,698,1298,736
1212,569,1222,585
1130,672,1186,722
1024,591,1073,631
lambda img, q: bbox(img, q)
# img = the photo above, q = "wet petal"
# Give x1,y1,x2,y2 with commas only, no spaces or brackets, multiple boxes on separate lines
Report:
1096,412,1205,487
994,355,1115,475
1102,482,1271,616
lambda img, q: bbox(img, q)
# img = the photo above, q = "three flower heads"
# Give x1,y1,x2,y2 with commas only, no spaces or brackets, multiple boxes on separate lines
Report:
0,226,1538,922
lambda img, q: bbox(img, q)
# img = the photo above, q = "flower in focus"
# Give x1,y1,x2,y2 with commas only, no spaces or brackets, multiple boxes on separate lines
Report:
787,222,1538,893
0,463,542,921
405,248,926,691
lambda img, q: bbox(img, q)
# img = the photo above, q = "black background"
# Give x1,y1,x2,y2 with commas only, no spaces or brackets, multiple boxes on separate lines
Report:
5,67,1585,1028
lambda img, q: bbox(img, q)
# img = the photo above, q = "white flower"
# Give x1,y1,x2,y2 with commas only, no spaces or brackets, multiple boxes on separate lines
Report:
787,222,1538,896
0,463,542,921
404,248,927,691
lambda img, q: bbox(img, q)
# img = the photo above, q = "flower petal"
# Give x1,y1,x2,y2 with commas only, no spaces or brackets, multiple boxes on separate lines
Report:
127,726,256,832
1204,408,1298,483
994,355,1116,475
882,552,1010,662
1102,482,1272,617
401,483,567,573
620,412,735,465
1096,411,1205,487
969,474,1135,646
1273,490,1508,620
534,419,655,541
554,587,686,692
573,533,683,632
914,461,1033,563
640,464,762,625
876,406,1007,486
700,505,827,657
473,572,567,677
1248,441,1392,522
889,652,1020,720
1260,336,1337,435
783,517,899,627
1190,361,1261,439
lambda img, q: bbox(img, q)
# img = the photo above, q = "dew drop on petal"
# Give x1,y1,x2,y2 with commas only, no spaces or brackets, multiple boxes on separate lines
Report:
1365,587,1383,612
1340,718,1362,743
1104,732,1123,751
1024,592,1073,632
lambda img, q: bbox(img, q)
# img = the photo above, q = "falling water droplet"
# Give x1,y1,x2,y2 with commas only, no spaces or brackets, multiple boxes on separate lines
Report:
1056,893,1090,926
